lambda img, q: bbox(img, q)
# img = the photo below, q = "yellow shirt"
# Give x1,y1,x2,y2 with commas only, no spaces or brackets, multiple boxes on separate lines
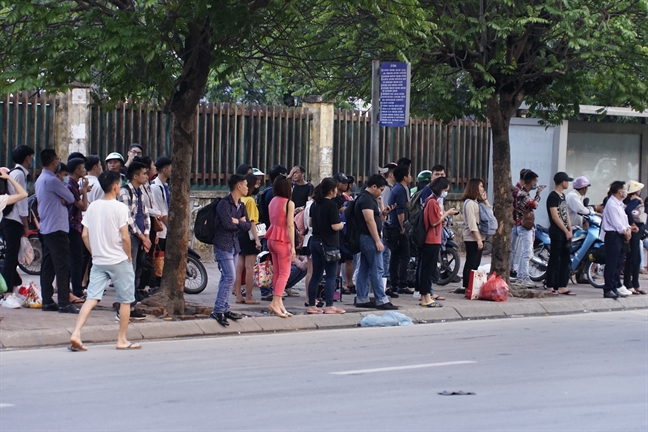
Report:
241,196,259,224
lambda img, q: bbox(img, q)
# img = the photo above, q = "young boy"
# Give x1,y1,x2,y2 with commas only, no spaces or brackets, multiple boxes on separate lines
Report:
69,171,140,351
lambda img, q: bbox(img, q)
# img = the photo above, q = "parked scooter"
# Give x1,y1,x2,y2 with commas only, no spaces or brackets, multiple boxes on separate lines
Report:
528,214,605,287
184,247,208,294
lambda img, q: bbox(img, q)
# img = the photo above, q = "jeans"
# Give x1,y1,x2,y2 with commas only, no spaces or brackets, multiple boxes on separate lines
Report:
624,231,642,289
463,241,483,288
68,229,85,297
356,234,388,305
510,226,533,279
308,239,339,307
546,236,571,289
604,232,625,292
40,231,71,307
1,219,24,290
418,243,440,296
213,246,238,313
268,239,291,296
287,264,307,289
382,239,390,279
384,226,410,290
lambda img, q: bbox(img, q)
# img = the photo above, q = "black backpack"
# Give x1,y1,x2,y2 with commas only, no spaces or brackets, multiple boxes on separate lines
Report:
1,168,21,216
410,201,428,253
256,187,272,227
342,200,361,254
193,198,222,244
407,189,425,225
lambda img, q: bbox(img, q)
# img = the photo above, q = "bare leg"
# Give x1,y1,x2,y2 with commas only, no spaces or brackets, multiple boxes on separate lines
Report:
344,260,354,287
233,255,245,302
116,303,139,349
70,299,99,348
304,258,313,293
244,255,256,301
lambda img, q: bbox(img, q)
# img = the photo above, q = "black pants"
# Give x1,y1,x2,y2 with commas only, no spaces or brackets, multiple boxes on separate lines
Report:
463,241,483,288
40,231,71,307
546,236,571,289
418,243,440,296
604,231,625,292
384,226,410,290
1,219,24,290
624,230,642,289
68,229,85,297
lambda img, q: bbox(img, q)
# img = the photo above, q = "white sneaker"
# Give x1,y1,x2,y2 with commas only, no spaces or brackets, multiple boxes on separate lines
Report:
518,277,537,288
617,286,633,296
412,291,421,299
2,294,22,309
285,288,300,297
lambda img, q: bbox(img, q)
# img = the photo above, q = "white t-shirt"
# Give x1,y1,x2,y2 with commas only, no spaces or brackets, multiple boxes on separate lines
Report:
82,199,130,265
0,194,8,223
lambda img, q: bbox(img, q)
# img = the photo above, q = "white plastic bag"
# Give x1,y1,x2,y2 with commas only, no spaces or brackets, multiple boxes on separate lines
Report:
18,237,34,266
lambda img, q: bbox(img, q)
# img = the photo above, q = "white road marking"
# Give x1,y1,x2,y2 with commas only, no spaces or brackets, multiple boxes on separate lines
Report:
0,404,15,408
331,360,476,375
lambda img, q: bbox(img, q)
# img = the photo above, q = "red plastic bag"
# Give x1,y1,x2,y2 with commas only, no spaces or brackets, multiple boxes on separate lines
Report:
478,272,509,302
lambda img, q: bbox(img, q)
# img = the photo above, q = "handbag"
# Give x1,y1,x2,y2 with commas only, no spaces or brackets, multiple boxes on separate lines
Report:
249,223,267,240
253,251,273,288
322,243,341,262
152,247,164,277
521,210,535,230
151,216,164,233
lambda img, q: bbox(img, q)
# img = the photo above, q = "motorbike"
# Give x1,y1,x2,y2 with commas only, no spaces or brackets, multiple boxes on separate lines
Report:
184,247,208,294
0,231,43,276
528,214,605,288
408,219,461,287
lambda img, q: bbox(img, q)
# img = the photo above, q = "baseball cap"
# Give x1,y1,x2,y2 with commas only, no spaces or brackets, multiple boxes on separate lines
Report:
334,172,352,184
252,168,265,176
553,172,573,184
105,152,125,163
627,180,645,194
378,162,398,174
573,176,591,189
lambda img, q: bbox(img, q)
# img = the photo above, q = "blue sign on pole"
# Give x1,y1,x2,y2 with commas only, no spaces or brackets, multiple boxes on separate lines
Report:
379,62,411,127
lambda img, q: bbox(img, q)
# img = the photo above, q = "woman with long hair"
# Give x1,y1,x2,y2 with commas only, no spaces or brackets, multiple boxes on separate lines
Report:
419,177,456,306
307,178,345,314
264,174,295,317
234,174,263,304
460,178,489,293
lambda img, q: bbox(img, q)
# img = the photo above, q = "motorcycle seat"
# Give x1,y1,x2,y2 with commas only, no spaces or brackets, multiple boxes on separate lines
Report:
536,225,549,234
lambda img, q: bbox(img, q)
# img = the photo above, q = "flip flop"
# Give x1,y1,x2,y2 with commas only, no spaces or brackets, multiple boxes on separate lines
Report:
432,295,446,301
558,290,576,296
421,301,443,308
116,343,141,350
307,308,323,314
244,299,260,305
235,299,246,304
67,344,87,352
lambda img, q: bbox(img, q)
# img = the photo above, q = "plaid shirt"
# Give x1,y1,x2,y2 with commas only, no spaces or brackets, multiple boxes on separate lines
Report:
513,187,540,226
117,182,150,235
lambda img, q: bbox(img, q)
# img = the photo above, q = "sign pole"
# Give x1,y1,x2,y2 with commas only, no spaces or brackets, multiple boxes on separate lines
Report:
370,60,380,177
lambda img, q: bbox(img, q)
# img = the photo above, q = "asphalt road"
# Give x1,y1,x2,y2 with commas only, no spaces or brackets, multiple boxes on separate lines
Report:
1,311,647,432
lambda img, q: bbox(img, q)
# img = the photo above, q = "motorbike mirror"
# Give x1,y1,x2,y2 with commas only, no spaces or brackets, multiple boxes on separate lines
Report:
583,197,590,206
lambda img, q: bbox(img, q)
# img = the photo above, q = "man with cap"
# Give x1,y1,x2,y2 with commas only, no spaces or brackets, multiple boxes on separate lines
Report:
333,172,353,210
566,176,596,230
546,172,575,295
105,152,127,186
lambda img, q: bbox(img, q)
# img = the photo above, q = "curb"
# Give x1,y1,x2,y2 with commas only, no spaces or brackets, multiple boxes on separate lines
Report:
1,298,646,350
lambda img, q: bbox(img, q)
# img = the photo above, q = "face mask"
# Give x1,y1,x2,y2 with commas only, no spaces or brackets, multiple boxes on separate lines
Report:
441,191,448,198
621,191,628,199
29,158,35,168
531,185,538,190
252,187,260,196
57,162,62,172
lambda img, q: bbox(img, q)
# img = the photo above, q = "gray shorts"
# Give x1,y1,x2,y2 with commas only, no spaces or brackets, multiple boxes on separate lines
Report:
86,260,135,304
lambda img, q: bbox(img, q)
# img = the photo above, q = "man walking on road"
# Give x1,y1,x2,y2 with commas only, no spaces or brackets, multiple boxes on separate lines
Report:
36,149,79,314
69,171,140,351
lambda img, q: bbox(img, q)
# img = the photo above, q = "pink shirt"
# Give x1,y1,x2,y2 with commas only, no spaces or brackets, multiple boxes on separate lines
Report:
265,197,291,243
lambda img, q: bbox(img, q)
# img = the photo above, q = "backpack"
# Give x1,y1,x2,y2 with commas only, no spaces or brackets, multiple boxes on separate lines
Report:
256,187,272,226
193,197,222,244
1,167,21,216
294,208,307,249
342,200,361,254
407,189,425,225
411,202,428,252
477,201,498,236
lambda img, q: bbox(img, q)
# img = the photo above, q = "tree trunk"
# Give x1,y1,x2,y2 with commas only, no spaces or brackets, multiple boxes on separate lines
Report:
486,97,514,285
157,23,214,315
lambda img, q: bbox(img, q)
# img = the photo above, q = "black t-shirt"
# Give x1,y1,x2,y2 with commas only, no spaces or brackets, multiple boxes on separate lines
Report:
292,183,314,208
311,198,341,247
547,190,568,240
333,193,349,210
355,190,381,236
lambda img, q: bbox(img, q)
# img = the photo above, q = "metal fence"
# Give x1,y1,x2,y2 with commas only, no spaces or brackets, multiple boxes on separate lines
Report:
334,110,491,190
0,91,56,170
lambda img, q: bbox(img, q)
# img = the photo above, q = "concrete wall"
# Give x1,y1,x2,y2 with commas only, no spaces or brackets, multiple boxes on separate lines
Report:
55,86,91,161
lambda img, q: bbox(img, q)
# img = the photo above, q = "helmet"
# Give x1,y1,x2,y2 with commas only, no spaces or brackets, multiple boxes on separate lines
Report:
251,168,265,176
417,170,432,182
105,152,125,163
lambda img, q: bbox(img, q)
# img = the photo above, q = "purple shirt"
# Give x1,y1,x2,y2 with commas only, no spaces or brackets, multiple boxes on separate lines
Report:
35,169,75,234
67,177,83,233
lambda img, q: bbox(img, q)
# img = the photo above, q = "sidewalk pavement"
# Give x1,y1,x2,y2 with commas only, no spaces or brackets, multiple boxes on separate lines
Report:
1,259,647,349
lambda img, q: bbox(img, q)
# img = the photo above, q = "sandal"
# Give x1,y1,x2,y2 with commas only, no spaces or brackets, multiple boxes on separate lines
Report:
557,290,576,296
244,299,260,305
432,294,446,301
420,300,443,308
635,289,647,295
307,307,323,314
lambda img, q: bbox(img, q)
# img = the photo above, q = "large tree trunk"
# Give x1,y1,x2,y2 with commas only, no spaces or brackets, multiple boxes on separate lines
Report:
486,96,514,285
157,22,214,315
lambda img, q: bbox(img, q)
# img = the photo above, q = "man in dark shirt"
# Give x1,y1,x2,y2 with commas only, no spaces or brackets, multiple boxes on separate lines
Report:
333,172,353,209
546,172,574,295
211,174,251,326
354,174,399,310
67,158,92,299
385,165,414,295
291,165,314,208
419,164,446,205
